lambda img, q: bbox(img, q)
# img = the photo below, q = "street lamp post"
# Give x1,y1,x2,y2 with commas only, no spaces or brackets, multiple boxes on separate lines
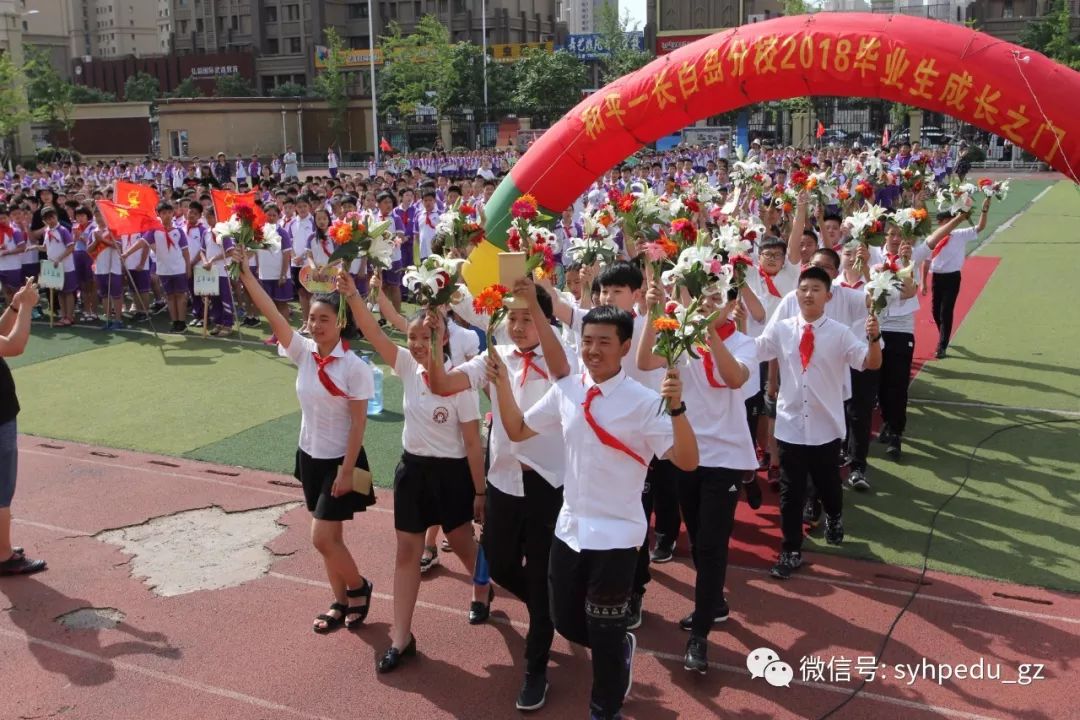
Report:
481,0,488,117
368,0,379,167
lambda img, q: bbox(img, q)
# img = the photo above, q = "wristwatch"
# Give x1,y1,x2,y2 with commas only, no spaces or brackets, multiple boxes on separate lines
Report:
669,402,687,417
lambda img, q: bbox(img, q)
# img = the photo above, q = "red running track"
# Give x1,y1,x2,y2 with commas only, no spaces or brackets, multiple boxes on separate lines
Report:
2,438,1075,720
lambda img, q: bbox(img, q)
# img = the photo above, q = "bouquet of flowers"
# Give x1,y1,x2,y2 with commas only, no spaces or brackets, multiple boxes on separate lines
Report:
853,179,876,201
889,206,931,240
662,193,700,222
899,155,933,194
669,216,699,247
506,195,559,281
935,181,978,216
472,283,511,350
714,223,756,289
213,206,277,280
842,203,889,273
730,159,770,200
865,254,914,316
691,175,721,206
435,198,485,254
773,186,798,214
610,186,669,242
325,212,395,323
403,254,466,308
976,177,1010,201
661,242,734,301
641,232,681,305
651,298,722,412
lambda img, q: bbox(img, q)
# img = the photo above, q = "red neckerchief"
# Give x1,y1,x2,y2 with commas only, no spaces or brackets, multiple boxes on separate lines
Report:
931,234,951,260
312,341,351,398
759,267,782,297
0,223,13,245
514,349,549,386
581,374,646,466
799,322,815,371
840,278,864,289
421,370,458,397
699,320,737,388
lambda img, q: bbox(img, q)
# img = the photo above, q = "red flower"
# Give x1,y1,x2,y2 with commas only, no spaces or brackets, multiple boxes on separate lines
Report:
617,193,636,213
790,170,809,189
435,270,451,289
671,218,697,244
978,178,993,188
511,194,539,220
507,226,522,252
683,198,700,214
855,182,874,199
664,301,679,315
729,254,754,267
460,203,476,216
607,188,622,204
235,205,256,224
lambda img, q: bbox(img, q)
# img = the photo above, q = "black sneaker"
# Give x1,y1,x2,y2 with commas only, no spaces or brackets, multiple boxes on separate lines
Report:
886,436,902,460
825,514,845,545
838,452,852,468
802,497,822,528
877,424,893,444
515,672,549,712
649,543,674,564
626,593,643,630
770,551,803,580
935,346,947,359
684,635,708,674
743,477,763,509
847,468,871,491
242,316,260,327
678,598,729,631
622,631,637,699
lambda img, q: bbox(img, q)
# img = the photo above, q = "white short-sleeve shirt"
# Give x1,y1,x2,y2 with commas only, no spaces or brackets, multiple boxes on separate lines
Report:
394,349,480,459
283,335,374,459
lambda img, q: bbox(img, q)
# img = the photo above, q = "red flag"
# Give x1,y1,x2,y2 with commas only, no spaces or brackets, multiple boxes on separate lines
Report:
97,199,161,237
115,181,160,215
210,188,266,228
882,126,891,147
816,121,826,139
380,137,393,153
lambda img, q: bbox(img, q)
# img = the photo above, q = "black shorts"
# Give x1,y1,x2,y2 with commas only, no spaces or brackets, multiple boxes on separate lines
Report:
294,447,376,521
392,452,474,534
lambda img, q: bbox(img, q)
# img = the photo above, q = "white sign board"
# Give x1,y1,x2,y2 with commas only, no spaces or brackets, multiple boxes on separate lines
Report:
38,261,65,290
193,266,219,296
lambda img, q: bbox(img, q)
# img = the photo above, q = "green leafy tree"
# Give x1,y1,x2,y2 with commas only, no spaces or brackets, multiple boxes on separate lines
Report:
214,74,257,97
312,27,349,146
25,48,75,145
446,42,513,113
596,3,652,85
378,15,458,115
167,77,204,99
783,0,810,14
123,71,161,101
69,84,117,103
1020,0,1061,53
512,49,588,120
1044,0,1080,70
0,53,32,161
270,81,308,98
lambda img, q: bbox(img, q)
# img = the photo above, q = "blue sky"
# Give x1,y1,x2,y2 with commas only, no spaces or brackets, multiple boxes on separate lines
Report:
622,0,647,30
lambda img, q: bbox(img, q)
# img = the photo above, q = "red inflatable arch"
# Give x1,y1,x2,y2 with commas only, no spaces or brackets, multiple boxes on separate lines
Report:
464,12,1080,290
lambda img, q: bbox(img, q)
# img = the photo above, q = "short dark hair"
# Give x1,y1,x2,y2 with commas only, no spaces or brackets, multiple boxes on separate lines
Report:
812,247,840,268
188,200,204,213
936,210,954,222
311,293,358,340
759,236,787,253
582,305,633,343
798,266,832,288
41,206,58,220
822,211,843,225
156,201,174,212
74,205,93,220
597,261,643,292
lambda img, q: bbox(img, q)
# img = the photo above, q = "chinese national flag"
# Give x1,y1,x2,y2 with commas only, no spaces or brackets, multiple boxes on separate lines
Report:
380,137,393,153
211,189,266,228
816,121,826,139
97,199,161,236
115,181,160,215
882,126,891,147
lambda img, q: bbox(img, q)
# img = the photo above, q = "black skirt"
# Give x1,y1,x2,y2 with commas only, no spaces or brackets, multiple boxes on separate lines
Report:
294,447,376,521
392,452,474,533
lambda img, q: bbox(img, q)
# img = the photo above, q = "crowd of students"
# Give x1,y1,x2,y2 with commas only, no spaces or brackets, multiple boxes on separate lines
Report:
0,139,995,720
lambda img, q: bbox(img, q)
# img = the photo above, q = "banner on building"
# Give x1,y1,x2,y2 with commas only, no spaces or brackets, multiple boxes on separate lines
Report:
487,41,554,64
314,45,385,69
562,32,645,60
655,32,719,56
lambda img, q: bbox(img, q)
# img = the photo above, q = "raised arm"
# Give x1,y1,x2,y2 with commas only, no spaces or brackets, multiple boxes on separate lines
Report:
372,274,408,333
925,212,968,250
975,196,990,234
787,189,809,266
661,368,698,472
706,303,751,389
514,277,570,380
337,271,399,368
231,248,294,348
425,312,475,395
636,279,667,372
487,351,538,442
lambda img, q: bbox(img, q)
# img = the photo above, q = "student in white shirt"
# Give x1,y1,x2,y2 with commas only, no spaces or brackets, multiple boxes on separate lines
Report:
415,188,440,260
340,274,489,675
289,196,315,334
254,203,294,345
427,279,571,712
41,208,77,326
183,201,209,329
150,202,191,333
0,205,27,307
922,200,989,358
636,287,757,675
754,267,882,580
232,250,376,635
491,305,699,720
90,208,124,329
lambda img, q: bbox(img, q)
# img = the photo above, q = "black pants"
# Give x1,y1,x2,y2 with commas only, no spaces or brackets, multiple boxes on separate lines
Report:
633,458,680,596
846,368,880,471
550,537,637,718
676,466,741,637
778,440,843,553
931,271,962,351
879,332,914,436
482,472,563,675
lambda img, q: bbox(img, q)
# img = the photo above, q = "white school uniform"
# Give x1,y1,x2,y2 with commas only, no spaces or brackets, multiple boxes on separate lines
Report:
282,335,374,459
0,230,23,272
524,371,674,551
43,226,75,273
568,307,665,390
416,206,440,259
93,229,122,275
929,226,975,275
185,221,208,266
289,215,314,267
394,349,480,459
151,228,188,276
447,322,480,366
257,224,288,282
745,261,800,337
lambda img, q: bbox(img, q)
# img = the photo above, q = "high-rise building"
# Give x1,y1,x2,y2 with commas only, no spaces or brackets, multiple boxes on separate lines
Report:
169,0,561,94
561,0,616,34
646,0,783,55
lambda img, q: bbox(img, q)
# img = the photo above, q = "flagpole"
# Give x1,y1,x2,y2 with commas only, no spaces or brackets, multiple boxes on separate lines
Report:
368,0,380,169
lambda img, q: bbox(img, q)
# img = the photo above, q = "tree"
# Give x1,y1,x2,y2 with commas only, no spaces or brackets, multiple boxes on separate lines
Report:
378,15,458,115
270,81,308,98
312,27,349,147
512,49,588,120
596,3,651,85
123,71,160,102
445,42,513,114
0,53,32,161
70,84,117,104
214,74,256,97
1044,0,1080,70
1020,0,1060,54
783,0,811,14
25,48,74,145
167,77,204,99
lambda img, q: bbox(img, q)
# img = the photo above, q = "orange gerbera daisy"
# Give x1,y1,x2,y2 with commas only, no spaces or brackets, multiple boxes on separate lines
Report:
653,317,680,333
472,284,509,315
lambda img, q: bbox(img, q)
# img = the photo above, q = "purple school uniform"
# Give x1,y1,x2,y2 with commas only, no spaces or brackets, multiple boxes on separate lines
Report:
377,212,407,286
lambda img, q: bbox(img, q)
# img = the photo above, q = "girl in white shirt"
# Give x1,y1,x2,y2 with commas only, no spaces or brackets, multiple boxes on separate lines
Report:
340,272,489,675
232,248,376,635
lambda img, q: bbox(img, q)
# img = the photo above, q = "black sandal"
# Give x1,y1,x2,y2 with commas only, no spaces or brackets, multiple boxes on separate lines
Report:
344,579,373,628
313,602,347,634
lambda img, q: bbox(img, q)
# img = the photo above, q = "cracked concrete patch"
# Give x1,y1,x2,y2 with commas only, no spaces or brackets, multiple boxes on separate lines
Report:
96,503,300,597
56,607,125,630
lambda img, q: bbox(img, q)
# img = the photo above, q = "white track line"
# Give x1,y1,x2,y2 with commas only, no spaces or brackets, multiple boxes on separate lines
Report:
0,627,337,720
910,399,1080,418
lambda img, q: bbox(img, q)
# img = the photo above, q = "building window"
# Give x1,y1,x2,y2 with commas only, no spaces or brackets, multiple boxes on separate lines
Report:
347,3,367,19
1003,0,1014,18
267,37,279,53
266,5,277,22
169,130,189,158
288,36,301,53
285,4,300,20
179,19,187,33
195,18,203,31
348,35,369,48
231,15,238,29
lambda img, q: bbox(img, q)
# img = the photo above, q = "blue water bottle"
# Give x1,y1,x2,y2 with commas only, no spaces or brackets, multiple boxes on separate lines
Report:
361,353,384,416
473,544,490,586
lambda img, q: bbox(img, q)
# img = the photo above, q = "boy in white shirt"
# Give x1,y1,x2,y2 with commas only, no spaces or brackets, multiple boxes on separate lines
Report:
922,199,989,358
415,188,440,261
753,267,881,580
491,304,698,720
